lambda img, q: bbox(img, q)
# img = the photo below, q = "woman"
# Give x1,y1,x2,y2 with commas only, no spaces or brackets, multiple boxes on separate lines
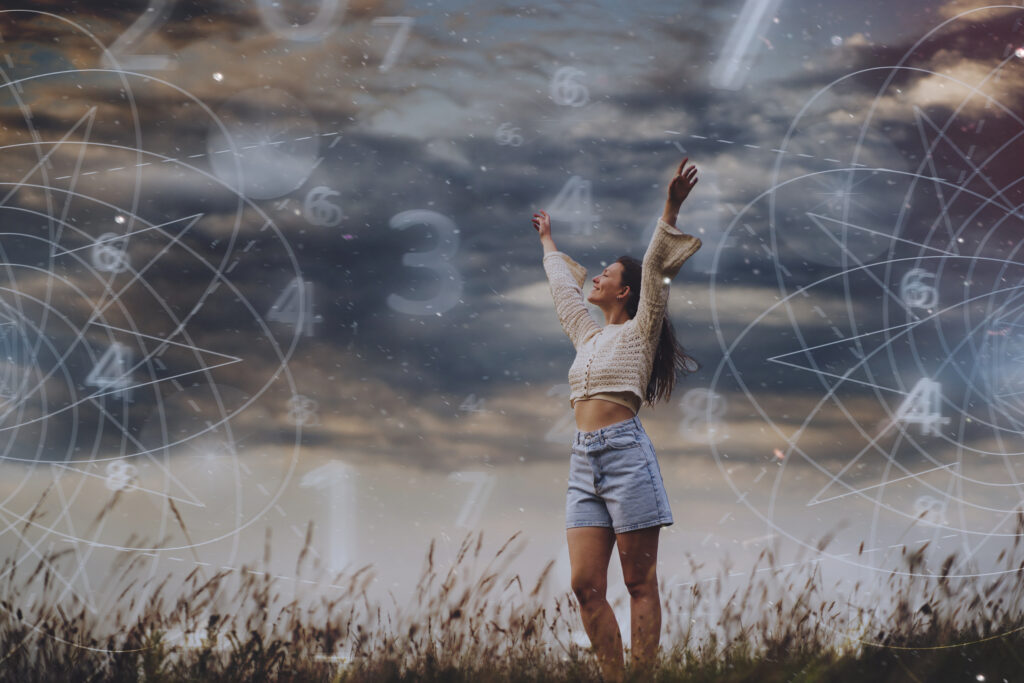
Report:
532,158,702,682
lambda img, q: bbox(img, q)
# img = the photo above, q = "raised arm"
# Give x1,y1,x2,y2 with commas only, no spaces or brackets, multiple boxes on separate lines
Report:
633,159,703,342
533,210,601,349
634,219,701,341
542,250,602,349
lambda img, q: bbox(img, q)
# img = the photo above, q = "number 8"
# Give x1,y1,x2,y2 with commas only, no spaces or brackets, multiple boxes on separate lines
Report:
257,0,346,43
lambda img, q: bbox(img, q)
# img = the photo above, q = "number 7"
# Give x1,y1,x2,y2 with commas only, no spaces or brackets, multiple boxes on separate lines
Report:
370,16,414,72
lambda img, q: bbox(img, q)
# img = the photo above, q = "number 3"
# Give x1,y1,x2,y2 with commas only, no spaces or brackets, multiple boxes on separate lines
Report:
386,210,463,316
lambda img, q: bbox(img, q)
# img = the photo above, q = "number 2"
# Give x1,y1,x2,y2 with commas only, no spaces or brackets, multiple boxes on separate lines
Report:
101,0,177,71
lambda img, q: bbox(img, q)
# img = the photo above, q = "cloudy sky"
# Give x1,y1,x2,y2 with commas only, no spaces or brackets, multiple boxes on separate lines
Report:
2,0,1024,655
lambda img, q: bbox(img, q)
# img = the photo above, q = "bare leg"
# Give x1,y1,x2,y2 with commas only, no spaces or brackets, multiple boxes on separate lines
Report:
616,525,661,676
567,526,624,682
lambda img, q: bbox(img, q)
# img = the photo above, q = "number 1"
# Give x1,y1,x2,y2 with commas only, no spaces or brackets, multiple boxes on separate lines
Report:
448,471,496,529
709,0,784,90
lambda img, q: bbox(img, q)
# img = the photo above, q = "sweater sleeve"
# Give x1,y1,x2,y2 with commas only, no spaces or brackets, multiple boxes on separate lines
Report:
542,250,602,349
634,218,702,342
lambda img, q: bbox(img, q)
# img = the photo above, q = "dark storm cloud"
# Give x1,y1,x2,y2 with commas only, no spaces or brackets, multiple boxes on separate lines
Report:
5,0,394,46
3,0,1023,467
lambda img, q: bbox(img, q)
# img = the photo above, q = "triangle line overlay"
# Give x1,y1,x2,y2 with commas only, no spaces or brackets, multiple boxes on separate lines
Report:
50,462,206,509
807,462,959,507
88,321,241,363
913,105,1019,217
805,213,962,258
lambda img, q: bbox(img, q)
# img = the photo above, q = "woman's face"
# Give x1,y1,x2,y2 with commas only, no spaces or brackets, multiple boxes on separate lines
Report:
587,262,627,306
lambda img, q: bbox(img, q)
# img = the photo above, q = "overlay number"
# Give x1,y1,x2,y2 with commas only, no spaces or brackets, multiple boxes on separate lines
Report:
300,461,356,573
677,388,728,444
257,0,344,43
92,232,130,273
900,268,938,310
85,342,133,395
304,186,344,227
101,0,178,71
709,0,784,90
386,210,463,316
267,277,323,336
544,384,577,444
894,378,951,436
448,471,496,529
547,176,597,236
370,17,414,71
913,495,949,527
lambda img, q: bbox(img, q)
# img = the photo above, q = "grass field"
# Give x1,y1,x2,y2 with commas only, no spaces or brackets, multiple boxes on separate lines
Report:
3,507,1024,682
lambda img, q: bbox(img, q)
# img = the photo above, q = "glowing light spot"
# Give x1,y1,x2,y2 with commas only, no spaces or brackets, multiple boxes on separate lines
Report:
1016,47,1024,59
114,215,125,224
773,448,785,461
830,35,842,46
213,72,224,81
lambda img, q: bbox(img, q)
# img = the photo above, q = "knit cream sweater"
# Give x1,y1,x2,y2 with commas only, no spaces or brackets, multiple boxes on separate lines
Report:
542,217,702,410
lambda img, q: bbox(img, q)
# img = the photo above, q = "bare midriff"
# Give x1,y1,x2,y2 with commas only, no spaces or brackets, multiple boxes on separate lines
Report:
573,391,640,432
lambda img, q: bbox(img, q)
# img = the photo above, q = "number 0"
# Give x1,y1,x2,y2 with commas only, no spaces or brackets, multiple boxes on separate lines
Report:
257,0,345,42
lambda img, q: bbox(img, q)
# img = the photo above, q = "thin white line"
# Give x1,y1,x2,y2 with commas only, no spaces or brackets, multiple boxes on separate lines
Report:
807,463,958,506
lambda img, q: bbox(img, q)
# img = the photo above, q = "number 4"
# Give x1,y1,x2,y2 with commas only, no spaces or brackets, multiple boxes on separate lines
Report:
894,377,951,436
547,176,598,236
86,342,134,399
267,277,323,336
101,0,177,71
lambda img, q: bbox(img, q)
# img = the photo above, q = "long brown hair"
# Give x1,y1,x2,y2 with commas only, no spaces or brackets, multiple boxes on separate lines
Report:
615,255,700,407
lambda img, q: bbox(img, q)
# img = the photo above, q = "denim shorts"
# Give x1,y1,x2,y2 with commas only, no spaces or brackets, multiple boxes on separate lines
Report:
566,415,674,534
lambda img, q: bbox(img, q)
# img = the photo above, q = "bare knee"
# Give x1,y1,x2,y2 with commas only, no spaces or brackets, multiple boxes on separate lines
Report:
571,575,607,606
624,574,658,600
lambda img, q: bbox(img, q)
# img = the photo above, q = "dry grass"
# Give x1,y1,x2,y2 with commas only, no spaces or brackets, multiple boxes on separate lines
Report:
3,493,1024,682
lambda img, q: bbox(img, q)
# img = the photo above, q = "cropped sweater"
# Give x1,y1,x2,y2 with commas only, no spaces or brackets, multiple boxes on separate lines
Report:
542,217,702,413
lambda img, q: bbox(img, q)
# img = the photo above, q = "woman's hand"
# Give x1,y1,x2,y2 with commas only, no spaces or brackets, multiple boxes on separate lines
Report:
532,210,552,240
666,158,699,209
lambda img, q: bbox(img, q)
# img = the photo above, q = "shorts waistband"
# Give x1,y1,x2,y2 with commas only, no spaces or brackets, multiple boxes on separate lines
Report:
574,415,642,445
